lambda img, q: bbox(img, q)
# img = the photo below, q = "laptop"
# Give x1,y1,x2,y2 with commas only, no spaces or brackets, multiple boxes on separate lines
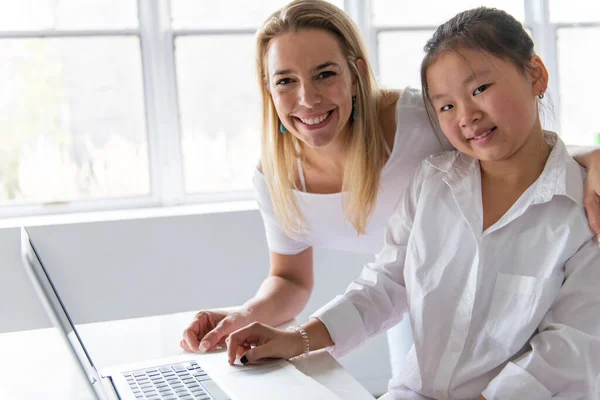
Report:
20,227,345,400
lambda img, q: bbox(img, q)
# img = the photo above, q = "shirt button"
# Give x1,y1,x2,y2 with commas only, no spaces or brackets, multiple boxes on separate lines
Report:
436,390,445,398
451,342,460,352
465,292,473,302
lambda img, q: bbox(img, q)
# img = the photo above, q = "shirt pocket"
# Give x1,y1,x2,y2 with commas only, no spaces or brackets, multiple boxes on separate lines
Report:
484,272,563,353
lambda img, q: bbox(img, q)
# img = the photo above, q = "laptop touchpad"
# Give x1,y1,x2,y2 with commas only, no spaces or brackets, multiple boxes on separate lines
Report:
201,380,230,400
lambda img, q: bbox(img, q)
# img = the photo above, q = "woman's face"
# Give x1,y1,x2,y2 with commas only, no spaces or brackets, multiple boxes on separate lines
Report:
266,29,356,149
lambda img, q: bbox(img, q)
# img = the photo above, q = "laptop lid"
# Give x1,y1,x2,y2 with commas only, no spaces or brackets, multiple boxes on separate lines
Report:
20,226,106,400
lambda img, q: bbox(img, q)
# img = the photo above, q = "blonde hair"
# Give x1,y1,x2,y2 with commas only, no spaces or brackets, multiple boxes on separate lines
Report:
256,0,387,236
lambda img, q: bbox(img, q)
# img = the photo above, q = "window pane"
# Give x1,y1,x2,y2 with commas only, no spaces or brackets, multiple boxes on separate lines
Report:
176,35,260,193
171,0,344,29
377,31,433,90
550,0,600,23
0,0,138,31
0,37,149,205
557,28,600,145
373,0,524,26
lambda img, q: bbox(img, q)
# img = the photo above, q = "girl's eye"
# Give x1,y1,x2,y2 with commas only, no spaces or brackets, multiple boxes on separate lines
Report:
316,71,336,80
440,104,454,112
276,77,293,86
473,84,489,95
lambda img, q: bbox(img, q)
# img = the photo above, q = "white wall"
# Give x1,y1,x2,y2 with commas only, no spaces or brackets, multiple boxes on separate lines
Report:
0,209,391,394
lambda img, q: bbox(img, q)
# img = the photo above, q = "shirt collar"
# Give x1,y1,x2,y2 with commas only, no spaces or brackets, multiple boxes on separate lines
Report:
426,131,585,206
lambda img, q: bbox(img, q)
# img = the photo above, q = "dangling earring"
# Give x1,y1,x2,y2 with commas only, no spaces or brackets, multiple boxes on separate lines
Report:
538,92,545,99
279,122,287,133
352,96,357,121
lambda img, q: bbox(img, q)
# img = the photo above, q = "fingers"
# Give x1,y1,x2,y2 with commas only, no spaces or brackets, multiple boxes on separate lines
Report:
180,338,194,353
226,322,269,365
239,340,277,365
199,318,236,353
181,319,202,352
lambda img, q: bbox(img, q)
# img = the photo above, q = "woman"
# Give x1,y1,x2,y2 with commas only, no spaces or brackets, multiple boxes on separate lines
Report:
181,0,600,378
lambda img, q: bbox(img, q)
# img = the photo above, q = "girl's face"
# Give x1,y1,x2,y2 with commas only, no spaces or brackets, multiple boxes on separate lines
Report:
266,29,356,149
426,48,547,163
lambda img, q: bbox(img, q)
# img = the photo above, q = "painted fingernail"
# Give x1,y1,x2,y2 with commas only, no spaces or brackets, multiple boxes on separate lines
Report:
198,341,210,353
240,355,248,365
215,345,223,350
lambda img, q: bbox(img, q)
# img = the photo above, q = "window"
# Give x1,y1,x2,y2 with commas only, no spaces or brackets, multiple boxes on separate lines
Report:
2,0,598,218
171,0,343,196
551,0,600,145
0,0,149,215
373,0,525,89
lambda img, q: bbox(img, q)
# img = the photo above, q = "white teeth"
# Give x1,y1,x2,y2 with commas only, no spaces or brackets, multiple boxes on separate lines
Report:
299,111,330,125
474,128,493,140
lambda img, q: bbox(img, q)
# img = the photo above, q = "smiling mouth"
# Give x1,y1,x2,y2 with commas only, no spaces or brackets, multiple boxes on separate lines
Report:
294,110,333,126
469,127,496,140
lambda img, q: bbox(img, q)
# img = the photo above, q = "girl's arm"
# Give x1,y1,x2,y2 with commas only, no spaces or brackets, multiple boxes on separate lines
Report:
225,161,430,363
568,145,600,242
308,162,426,358
481,238,600,399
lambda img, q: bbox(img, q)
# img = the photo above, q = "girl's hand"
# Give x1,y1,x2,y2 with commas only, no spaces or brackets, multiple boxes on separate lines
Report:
225,322,305,365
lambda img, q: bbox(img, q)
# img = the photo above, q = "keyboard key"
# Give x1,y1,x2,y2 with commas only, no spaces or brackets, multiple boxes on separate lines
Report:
172,364,187,372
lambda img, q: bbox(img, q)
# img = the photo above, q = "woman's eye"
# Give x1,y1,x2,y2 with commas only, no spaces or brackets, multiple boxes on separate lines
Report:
473,84,489,95
440,104,454,112
316,71,336,80
276,78,293,86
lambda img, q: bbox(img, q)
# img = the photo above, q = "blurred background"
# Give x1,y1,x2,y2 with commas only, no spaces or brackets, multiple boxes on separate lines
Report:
1,0,598,219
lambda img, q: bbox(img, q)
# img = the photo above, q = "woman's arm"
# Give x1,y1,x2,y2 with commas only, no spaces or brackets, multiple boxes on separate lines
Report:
243,248,314,325
181,248,314,353
568,145,600,241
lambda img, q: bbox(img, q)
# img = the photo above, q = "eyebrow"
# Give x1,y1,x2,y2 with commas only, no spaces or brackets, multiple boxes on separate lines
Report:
430,69,492,102
273,61,340,77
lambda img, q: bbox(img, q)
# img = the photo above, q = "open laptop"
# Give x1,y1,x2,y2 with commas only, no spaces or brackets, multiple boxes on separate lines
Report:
20,227,345,400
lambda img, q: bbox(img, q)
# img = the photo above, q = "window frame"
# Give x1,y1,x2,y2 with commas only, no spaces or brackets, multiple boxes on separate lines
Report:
1,0,597,219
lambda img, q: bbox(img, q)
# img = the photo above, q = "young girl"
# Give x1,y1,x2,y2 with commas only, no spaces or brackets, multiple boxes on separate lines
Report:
224,7,600,399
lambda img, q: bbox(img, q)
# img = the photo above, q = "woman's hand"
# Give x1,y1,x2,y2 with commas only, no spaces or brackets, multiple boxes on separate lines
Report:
225,322,304,365
180,308,251,353
583,151,600,243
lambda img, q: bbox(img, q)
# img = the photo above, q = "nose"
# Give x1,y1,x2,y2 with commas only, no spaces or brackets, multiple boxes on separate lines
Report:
459,102,483,128
298,82,321,108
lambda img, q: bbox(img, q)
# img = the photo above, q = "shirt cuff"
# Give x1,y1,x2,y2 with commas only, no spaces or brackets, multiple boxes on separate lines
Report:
310,295,367,358
481,362,551,400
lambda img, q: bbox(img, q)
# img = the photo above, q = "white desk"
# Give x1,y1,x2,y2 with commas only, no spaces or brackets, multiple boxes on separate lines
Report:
0,311,375,400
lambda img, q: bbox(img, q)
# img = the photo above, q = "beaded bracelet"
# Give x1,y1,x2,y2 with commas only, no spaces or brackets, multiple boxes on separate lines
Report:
287,325,310,361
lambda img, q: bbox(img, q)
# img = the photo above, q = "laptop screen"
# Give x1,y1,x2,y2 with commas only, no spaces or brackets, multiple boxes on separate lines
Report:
20,227,104,399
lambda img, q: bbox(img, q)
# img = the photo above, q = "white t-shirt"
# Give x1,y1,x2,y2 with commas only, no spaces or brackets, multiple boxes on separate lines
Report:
253,87,453,256
313,132,600,399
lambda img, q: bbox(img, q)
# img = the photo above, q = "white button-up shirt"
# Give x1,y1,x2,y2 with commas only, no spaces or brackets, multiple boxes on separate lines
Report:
313,132,600,399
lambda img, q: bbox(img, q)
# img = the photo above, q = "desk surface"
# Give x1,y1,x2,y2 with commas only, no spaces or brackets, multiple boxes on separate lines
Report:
0,311,375,400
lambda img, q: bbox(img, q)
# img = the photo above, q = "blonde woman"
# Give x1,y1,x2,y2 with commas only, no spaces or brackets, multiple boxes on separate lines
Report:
181,0,600,379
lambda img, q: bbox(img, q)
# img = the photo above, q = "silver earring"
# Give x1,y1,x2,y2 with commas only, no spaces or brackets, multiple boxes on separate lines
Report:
538,92,545,99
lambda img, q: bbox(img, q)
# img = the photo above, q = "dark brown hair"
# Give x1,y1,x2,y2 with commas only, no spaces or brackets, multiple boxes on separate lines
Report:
420,7,535,124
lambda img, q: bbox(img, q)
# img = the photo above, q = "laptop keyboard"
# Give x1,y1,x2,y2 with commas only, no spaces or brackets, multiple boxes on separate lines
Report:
124,361,214,400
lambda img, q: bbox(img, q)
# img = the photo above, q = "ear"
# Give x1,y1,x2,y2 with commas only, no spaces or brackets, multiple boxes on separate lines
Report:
352,58,367,96
528,55,549,97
